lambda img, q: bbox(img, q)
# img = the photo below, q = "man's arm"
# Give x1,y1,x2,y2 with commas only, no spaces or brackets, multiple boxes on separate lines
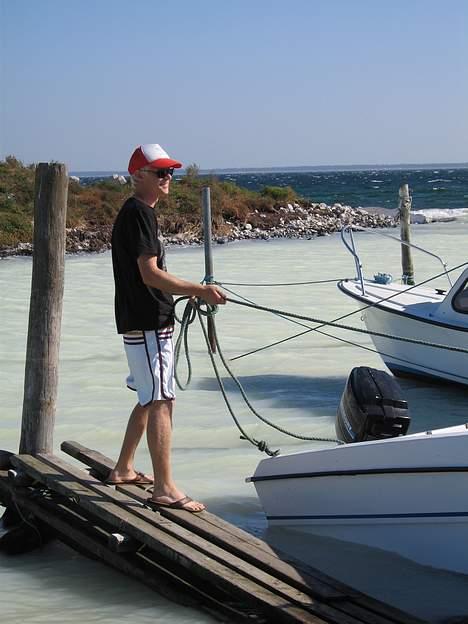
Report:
137,254,226,305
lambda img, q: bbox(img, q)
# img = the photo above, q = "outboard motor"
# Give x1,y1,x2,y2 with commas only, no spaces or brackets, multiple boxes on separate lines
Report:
336,367,410,444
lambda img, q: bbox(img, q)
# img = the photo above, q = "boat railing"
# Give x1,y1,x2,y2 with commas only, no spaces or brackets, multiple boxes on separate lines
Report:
340,225,453,295
340,226,366,294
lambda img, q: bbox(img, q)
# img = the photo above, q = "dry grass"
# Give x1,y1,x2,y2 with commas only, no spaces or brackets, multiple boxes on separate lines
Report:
0,158,302,249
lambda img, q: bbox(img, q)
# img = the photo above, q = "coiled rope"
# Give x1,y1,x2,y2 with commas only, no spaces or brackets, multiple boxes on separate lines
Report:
174,297,342,456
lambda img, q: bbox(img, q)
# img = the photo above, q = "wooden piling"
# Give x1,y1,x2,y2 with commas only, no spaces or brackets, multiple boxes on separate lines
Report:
19,163,68,455
399,184,414,285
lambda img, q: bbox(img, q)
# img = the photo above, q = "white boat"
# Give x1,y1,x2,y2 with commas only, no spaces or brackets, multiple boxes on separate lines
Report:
248,421,468,574
338,226,468,386
249,228,468,575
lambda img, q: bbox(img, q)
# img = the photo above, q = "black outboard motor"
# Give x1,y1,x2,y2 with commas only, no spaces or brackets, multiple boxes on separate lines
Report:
336,367,410,444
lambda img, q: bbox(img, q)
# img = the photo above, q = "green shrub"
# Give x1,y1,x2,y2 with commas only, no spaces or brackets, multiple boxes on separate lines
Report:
0,211,32,247
260,185,296,202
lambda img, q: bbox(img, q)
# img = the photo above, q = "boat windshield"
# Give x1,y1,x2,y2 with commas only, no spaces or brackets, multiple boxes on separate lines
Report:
453,279,468,314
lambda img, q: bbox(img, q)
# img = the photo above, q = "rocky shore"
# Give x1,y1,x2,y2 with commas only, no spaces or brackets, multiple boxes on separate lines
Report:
0,201,397,257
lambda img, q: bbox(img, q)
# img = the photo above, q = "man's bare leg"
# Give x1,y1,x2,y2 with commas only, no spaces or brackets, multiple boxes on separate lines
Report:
147,399,205,512
107,403,153,482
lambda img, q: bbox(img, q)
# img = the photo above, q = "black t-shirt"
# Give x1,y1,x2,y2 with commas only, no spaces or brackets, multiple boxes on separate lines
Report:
111,197,174,333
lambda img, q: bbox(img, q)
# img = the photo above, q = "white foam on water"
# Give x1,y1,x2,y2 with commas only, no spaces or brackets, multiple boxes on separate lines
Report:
411,207,468,223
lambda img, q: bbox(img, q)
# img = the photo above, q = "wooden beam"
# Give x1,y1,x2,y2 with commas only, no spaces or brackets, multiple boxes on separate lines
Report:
60,440,424,624
60,440,346,600
20,163,68,455
40,453,355,623
0,450,13,469
0,475,256,622
12,454,331,624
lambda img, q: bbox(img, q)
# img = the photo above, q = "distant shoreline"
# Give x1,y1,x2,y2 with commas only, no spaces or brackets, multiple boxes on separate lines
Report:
72,162,468,178
0,202,398,258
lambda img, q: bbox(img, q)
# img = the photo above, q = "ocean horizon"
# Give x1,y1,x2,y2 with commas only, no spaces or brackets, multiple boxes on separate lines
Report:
72,164,468,213
72,161,468,178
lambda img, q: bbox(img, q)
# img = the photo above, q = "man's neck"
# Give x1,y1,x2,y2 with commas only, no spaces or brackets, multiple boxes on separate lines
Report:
133,191,159,208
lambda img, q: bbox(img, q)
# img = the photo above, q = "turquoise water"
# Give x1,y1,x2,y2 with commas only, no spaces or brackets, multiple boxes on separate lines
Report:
2,223,468,622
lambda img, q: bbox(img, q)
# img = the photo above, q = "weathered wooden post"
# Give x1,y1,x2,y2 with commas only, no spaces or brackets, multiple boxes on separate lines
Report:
202,187,216,353
19,163,68,455
399,183,414,285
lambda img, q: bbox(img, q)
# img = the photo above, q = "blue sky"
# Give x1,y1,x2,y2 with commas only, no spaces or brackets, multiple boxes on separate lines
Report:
1,0,467,171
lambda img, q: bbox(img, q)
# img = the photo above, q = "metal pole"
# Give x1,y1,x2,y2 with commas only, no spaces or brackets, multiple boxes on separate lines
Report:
202,187,216,352
20,163,68,454
399,184,415,285
202,187,214,284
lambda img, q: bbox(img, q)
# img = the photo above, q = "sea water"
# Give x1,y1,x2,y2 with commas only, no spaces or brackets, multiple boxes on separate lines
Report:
78,166,468,217
2,221,468,623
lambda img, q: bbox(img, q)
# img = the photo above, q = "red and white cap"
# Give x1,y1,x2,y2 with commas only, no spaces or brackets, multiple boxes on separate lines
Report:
128,144,182,175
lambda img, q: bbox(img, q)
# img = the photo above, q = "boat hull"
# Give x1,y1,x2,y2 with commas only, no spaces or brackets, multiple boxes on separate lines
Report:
364,305,468,385
250,426,468,574
338,280,468,386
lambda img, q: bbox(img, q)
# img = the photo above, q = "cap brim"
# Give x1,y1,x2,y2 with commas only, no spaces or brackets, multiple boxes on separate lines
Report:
147,158,182,169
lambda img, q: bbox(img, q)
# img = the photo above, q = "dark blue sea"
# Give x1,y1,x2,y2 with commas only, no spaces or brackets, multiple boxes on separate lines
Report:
74,165,468,213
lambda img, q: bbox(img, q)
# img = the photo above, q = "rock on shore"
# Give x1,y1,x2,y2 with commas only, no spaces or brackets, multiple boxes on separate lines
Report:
164,202,397,246
0,201,397,257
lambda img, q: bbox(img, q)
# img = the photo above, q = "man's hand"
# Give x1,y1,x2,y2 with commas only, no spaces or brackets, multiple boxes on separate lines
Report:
200,284,227,305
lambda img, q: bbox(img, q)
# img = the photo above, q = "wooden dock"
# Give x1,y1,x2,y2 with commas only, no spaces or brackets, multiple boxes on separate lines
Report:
0,441,424,624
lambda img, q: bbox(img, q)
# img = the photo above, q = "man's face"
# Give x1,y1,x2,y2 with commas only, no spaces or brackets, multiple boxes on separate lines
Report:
142,168,173,197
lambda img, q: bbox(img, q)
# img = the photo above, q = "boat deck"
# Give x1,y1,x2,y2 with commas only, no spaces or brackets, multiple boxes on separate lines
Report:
338,279,443,317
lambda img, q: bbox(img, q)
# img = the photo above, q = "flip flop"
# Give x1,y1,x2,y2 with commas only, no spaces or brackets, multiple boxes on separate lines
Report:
105,471,153,485
145,496,206,513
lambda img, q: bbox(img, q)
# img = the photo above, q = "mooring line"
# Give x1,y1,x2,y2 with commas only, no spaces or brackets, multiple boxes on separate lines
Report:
221,283,455,376
172,259,468,455
225,296,468,355
215,278,343,287
229,260,468,361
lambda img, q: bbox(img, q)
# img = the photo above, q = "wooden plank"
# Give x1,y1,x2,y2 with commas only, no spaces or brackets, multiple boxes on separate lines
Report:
0,476,258,622
46,455,424,624
12,455,334,624
60,440,348,600
61,440,280,547
60,441,424,624
39,453,370,624
116,485,404,624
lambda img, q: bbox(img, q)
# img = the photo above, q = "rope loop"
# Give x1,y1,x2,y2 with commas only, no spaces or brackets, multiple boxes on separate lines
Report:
173,297,198,391
196,300,219,317
173,296,197,325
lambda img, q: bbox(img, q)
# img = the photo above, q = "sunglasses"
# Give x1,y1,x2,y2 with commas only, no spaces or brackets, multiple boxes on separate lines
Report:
146,168,175,179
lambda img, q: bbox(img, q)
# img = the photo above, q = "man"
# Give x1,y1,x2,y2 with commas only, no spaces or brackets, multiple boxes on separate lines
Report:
108,143,226,513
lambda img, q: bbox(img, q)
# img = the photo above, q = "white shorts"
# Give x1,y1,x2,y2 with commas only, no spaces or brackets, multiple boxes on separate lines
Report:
123,327,175,406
